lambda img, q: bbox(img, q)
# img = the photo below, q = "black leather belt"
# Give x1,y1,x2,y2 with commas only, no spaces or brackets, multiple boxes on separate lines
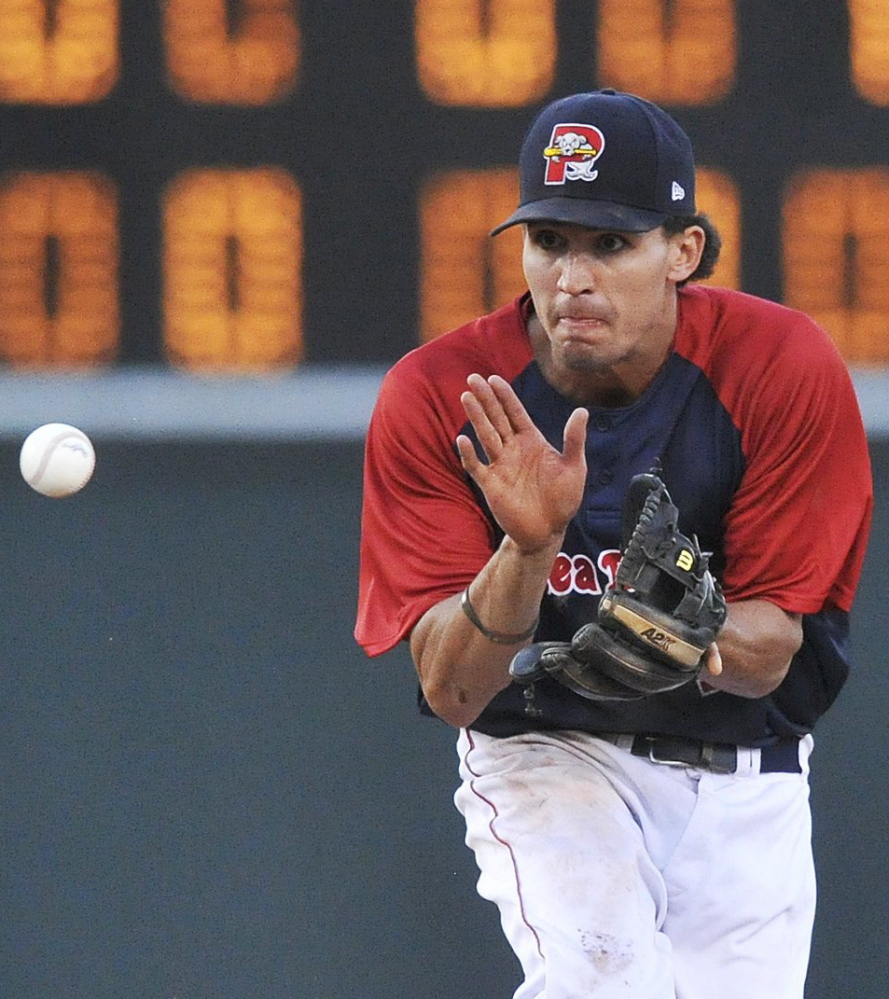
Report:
610,734,802,774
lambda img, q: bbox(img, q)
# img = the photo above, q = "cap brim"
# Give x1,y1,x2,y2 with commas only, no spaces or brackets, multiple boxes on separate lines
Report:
490,197,667,236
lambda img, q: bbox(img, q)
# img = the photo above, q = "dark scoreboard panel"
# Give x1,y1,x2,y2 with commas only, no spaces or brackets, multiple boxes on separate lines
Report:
0,0,886,371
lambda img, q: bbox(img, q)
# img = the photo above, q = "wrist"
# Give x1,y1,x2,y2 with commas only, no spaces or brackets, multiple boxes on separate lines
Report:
460,587,539,645
501,532,565,561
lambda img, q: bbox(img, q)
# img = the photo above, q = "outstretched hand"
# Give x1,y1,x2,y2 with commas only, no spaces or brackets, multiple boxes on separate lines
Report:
456,374,588,555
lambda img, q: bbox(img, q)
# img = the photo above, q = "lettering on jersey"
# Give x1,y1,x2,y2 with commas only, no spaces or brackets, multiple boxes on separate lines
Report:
640,627,675,653
547,549,620,596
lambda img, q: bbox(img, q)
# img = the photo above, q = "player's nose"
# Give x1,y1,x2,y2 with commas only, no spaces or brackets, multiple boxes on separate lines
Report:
555,251,597,295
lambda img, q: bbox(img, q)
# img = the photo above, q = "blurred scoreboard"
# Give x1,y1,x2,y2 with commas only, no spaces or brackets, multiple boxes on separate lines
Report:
0,0,887,372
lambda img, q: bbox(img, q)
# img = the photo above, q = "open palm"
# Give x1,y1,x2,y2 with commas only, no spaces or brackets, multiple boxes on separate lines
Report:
456,374,589,554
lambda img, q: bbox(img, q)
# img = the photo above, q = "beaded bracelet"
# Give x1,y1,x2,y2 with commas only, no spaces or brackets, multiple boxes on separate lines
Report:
460,587,539,645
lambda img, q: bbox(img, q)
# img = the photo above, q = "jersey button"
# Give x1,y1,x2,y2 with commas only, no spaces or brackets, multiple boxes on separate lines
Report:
594,415,611,432
599,468,614,484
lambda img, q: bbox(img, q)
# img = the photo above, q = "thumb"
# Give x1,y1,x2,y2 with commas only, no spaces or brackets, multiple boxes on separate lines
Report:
562,407,589,463
705,642,723,676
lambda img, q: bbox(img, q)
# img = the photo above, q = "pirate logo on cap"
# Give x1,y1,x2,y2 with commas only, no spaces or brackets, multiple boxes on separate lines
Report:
543,123,605,186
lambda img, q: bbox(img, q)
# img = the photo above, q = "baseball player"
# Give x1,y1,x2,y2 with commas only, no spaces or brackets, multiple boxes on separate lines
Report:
355,90,873,998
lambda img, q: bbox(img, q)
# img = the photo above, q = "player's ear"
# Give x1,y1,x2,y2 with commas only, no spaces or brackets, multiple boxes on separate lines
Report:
665,225,705,284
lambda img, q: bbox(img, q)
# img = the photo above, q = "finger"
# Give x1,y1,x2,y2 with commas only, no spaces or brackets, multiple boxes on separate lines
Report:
487,374,538,436
461,390,503,461
562,407,589,465
463,373,519,457
455,434,485,478
705,642,723,676
467,373,519,444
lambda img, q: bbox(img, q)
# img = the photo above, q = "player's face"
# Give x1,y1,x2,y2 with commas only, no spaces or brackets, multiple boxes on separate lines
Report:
522,221,701,400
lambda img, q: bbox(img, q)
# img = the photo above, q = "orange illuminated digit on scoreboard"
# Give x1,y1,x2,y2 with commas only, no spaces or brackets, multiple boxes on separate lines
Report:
163,0,299,105
695,168,740,291
163,168,302,371
0,0,118,104
415,0,555,107
597,0,735,105
0,172,119,366
420,170,525,341
783,168,889,364
849,0,889,105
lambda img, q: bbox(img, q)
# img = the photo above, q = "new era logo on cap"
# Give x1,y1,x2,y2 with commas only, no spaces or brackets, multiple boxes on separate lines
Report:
491,90,697,235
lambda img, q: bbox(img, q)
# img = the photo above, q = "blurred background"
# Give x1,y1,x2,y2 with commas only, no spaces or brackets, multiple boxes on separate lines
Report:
0,2,886,997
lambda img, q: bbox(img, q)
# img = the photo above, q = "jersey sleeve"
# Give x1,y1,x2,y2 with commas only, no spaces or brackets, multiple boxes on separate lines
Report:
717,311,872,613
354,354,498,657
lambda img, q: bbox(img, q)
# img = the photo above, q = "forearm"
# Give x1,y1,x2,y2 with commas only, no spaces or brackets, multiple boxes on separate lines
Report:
704,598,803,699
410,535,561,727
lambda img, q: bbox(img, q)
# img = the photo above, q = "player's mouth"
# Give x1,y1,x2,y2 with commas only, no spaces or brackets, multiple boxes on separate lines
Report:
554,301,613,324
558,313,607,325
554,312,612,339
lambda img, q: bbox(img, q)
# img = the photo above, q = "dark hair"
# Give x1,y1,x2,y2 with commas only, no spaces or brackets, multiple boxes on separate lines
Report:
662,212,722,286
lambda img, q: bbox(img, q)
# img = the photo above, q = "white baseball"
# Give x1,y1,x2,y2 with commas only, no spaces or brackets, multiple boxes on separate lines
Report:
20,423,96,498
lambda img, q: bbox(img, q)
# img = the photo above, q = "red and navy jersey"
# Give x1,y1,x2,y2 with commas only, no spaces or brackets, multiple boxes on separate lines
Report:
355,287,873,746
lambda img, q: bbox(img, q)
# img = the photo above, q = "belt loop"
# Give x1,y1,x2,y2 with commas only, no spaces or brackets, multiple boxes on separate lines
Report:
734,746,758,777
609,733,635,753
799,733,814,776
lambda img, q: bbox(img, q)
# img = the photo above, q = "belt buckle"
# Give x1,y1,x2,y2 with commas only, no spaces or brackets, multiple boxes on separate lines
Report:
701,742,737,775
644,737,696,769
642,736,738,774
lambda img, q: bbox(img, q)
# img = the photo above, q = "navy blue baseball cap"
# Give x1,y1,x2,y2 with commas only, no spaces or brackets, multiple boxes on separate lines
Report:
491,90,696,235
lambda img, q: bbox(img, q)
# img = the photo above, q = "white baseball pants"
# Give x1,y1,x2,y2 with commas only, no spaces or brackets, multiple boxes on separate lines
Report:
455,728,815,999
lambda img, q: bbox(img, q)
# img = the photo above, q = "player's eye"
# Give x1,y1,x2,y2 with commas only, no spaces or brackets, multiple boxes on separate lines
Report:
528,226,565,250
594,232,629,253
